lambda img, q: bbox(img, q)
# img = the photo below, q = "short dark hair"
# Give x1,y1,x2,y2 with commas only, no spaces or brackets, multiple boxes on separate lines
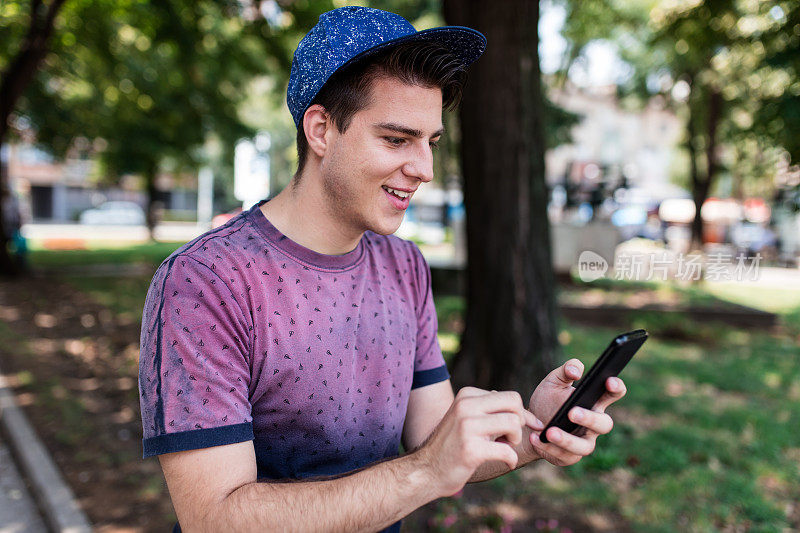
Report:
292,40,466,182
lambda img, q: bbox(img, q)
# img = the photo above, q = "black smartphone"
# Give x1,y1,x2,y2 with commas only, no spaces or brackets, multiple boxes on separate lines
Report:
540,329,648,444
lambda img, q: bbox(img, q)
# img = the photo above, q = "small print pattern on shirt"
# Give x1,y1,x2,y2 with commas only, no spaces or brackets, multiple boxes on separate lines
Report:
138,199,449,481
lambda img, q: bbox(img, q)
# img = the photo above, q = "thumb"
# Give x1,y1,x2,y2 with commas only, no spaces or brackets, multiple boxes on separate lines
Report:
546,358,584,387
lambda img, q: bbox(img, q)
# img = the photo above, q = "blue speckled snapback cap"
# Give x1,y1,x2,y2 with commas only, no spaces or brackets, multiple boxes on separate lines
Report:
287,6,487,127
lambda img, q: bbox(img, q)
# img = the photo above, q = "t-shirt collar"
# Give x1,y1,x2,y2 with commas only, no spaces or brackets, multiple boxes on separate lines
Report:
246,199,366,270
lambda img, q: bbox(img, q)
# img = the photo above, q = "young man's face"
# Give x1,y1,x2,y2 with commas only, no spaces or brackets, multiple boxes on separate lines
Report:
318,75,443,237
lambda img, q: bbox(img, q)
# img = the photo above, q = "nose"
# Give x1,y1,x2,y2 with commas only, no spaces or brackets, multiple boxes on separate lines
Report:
402,142,434,183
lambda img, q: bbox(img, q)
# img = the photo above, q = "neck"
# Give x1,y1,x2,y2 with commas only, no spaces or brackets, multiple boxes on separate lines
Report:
259,167,364,255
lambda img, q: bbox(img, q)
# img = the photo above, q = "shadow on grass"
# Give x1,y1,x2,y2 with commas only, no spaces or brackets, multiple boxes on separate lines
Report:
6,252,800,531
0,277,175,531
554,314,800,531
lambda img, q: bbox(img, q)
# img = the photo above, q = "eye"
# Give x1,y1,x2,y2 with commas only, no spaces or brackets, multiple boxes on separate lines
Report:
384,137,405,146
429,139,440,150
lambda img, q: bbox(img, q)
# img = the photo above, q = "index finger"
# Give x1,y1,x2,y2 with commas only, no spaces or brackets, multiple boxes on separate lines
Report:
462,390,529,425
455,386,495,400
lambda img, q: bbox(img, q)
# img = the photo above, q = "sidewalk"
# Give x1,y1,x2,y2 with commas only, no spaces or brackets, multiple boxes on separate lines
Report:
0,367,92,533
0,432,47,533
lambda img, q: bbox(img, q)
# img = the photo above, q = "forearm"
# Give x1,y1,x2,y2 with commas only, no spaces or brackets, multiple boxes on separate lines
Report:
206,452,438,533
468,417,540,484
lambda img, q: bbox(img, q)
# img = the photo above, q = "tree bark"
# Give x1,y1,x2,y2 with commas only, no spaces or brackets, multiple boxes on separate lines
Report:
688,87,722,250
686,105,705,250
145,162,159,242
444,0,558,394
0,0,67,138
0,0,68,276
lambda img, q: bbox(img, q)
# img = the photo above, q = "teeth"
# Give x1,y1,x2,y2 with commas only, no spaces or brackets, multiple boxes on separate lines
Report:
383,186,410,199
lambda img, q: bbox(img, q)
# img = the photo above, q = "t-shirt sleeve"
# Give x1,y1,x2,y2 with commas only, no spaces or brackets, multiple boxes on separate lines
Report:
138,254,254,458
407,242,450,389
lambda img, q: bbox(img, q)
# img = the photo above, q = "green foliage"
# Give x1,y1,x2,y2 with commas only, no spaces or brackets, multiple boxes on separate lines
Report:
4,0,446,194
18,0,271,178
560,0,800,201
560,0,654,72
754,2,800,163
543,96,580,148
0,1,32,72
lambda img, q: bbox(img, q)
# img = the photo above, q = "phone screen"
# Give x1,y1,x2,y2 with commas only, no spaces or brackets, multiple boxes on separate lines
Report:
540,329,648,443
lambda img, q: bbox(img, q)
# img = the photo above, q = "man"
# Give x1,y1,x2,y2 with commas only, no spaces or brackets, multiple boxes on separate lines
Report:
138,7,626,532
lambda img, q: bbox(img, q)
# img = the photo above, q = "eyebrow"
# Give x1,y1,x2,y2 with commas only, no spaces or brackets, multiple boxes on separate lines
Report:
373,122,444,139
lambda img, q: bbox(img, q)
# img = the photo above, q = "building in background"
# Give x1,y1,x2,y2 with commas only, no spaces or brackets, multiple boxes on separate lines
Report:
546,83,683,205
5,142,196,223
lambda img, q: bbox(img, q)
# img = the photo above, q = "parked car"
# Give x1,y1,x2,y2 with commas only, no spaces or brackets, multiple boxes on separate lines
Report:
79,201,146,225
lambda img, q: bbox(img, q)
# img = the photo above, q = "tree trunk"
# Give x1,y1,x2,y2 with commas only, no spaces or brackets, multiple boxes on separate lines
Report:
0,0,67,137
0,160,21,278
444,0,559,394
0,0,67,276
686,110,706,251
688,87,722,250
145,163,159,242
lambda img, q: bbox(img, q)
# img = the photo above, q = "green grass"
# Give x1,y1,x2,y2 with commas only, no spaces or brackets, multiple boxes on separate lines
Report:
549,319,800,530
566,274,800,315
434,295,465,360
65,275,154,318
28,245,800,530
28,242,182,319
702,283,800,314
29,241,182,269
431,281,800,531
0,322,95,446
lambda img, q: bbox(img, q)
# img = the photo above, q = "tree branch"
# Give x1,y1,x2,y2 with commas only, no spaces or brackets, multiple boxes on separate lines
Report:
0,0,67,139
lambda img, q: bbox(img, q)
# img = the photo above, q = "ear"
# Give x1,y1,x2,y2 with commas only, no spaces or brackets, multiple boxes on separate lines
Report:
302,104,331,159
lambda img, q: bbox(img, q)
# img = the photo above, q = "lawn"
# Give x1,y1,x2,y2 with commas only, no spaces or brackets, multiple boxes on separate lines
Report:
433,281,800,531
29,241,182,269
9,245,800,531
540,321,799,531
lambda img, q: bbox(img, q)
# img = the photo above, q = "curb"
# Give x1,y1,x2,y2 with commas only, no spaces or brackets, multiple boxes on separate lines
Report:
0,366,92,533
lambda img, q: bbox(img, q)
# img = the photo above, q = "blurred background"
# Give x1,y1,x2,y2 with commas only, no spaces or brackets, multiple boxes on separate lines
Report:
1,0,799,531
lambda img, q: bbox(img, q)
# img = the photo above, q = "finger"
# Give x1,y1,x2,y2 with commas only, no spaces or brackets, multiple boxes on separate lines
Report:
470,413,525,445
456,386,494,400
476,440,520,471
539,426,595,457
461,390,528,424
529,432,581,465
545,358,584,387
523,409,544,431
592,377,627,412
568,407,613,435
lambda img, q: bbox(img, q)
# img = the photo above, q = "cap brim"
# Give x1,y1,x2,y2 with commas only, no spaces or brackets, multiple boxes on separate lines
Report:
337,25,486,73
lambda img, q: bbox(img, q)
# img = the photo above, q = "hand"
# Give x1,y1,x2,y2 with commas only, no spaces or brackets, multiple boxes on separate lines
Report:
527,358,626,466
414,387,541,498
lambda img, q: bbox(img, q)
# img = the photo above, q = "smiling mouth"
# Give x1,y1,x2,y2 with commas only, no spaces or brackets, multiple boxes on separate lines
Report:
382,186,411,210
381,185,412,200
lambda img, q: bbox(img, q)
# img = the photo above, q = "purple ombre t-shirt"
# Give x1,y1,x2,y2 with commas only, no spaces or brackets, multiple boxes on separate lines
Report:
139,199,449,486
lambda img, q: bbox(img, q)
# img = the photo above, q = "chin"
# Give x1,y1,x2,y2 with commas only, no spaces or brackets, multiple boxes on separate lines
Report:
368,215,404,236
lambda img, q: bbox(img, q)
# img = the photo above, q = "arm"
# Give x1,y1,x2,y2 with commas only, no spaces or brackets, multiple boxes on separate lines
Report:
159,440,439,533
161,385,533,532
401,379,543,484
